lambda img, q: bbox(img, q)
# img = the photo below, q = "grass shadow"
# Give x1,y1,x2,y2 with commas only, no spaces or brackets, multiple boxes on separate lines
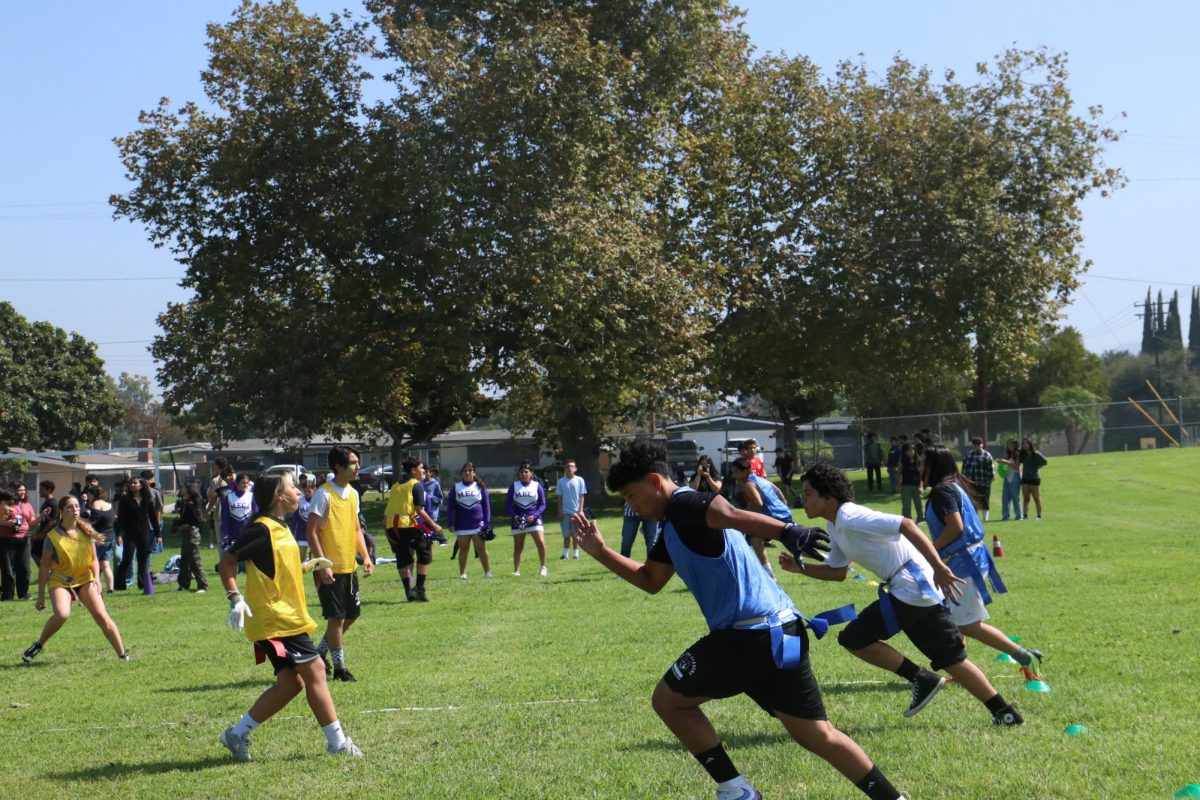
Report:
818,681,908,696
46,753,307,781
154,678,267,694
621,731,794,752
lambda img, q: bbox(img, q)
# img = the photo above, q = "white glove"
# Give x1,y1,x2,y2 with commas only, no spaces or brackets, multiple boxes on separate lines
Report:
227,598,253,633
302,557,333,574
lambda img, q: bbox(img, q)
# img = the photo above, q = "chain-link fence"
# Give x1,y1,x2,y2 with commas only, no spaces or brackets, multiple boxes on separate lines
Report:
799,396,1200,470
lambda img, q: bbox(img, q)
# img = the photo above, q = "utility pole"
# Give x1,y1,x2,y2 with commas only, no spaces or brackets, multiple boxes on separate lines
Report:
1134,298,1165,424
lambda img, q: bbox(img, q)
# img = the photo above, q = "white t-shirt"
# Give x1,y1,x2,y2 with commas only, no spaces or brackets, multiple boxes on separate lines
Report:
308,481,359,520
824,502,942,607
556,475,587,516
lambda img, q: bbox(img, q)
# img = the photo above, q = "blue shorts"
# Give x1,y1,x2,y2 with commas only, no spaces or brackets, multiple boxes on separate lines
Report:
560,516,575,539
95,541,115,562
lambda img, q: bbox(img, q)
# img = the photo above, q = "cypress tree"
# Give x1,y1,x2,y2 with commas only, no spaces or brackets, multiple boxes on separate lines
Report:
1166,290,1183,349
1141,287,1154,355
1189,287,1200,370
1156,290,1167,354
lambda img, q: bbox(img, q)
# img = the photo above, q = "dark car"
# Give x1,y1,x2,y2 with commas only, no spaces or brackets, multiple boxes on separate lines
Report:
358,465,394,493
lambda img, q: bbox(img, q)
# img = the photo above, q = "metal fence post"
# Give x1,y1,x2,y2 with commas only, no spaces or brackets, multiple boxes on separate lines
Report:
1017,408,1023,441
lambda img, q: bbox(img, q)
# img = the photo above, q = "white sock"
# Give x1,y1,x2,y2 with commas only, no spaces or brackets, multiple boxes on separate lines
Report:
562,547,569,557
233,712,260,737
321,720,347,749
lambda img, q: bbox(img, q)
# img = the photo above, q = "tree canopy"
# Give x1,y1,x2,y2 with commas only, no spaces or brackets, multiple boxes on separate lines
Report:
0,302,122,451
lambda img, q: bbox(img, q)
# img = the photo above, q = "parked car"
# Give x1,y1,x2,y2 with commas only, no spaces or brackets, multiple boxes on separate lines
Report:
665,439,703,480
358,465,394,493
264,463,316,485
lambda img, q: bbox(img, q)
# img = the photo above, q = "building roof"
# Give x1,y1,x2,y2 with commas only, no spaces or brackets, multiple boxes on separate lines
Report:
665,414,785,432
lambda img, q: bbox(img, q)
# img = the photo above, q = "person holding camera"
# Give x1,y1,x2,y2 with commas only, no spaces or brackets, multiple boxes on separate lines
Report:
688,455,723,494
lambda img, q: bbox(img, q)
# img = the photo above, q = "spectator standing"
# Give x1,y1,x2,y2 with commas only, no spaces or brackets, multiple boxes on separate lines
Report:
961,438,995,521
0,483,36,600
1019,439,1048,521
886,437,902,493
898,444,925,524
448,463,492,580
618,500,658,562
114,477,162,595
140,470,165,549
773,448,796,504
175,482,209,593
83,487,117,593
422,468,447,546
207,460,233,550
862,434,884,493
745,439,766,478
32,480,59,564
997,440,1023,521
556,459,587,560
689,455,723,494
221,474,257,551
506,462,548,577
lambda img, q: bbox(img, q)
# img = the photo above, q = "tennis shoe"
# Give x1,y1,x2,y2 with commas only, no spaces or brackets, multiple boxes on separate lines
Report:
328,738,364,757
904,672,946,717
992,705,1024,726
220,727,252,761
539,566,549,577
22,641,42,663
716,787,761,800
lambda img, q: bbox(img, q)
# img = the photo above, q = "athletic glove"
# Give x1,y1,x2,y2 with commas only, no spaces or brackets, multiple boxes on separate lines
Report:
779,523,831,563
226,596,253,633
301,557,334,574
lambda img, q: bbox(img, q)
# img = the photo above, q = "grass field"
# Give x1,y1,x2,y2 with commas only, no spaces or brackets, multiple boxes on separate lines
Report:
2,447,1198,799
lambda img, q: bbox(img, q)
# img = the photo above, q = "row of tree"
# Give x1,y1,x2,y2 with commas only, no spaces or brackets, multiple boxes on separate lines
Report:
106,1,1122,483
1140,287,1200,363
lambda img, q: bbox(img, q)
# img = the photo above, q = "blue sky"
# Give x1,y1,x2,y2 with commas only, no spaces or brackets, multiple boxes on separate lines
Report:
2,1,1197,388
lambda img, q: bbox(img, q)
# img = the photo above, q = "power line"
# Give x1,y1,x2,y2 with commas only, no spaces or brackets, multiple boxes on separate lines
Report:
1085,273,1197,287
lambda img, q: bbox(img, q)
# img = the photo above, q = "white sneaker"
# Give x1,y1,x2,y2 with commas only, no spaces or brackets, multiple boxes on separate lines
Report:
460,573,468,580
572,551,580,559
484,571,493,578
716,786,761,800
539,566,549,577
220,727,252,761
328,738,364,757
512,571,521,577
196,588,207,594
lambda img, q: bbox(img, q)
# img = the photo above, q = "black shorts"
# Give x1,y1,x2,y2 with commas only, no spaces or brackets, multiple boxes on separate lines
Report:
317,572,361,620
837,596,966,672
1021,477,1041,486
254,633,320,675
387,527,431,567
662,621,827,721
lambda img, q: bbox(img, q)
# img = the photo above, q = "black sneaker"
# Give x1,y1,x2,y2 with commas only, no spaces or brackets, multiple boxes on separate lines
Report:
332,667,357,683
22,641,43,663
904,672,946,718
414,586,428,602
992,705,1024,726
405,587,417,602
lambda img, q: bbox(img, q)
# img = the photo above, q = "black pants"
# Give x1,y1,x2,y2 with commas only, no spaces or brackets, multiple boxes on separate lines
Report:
116,530,154,594
176,525,208,591
0,537,31,600
866,464,883,491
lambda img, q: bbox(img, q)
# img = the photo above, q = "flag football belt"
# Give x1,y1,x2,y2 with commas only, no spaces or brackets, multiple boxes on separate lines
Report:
943,544,1007,606
733,604,859,670
879,559,941,638
254,638,289,665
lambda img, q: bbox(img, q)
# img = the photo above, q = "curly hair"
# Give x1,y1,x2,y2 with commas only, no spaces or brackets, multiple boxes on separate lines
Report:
606,441,669,492
800,463,855,503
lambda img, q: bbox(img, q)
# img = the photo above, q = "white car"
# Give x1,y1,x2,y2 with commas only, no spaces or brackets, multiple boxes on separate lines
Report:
264,464,316,485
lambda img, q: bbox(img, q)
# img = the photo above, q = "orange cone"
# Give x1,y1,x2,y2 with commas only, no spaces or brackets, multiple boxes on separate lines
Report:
993,534,1004,558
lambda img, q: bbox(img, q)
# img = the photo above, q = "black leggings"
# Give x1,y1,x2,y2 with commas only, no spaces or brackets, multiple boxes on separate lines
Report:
115,530,154,594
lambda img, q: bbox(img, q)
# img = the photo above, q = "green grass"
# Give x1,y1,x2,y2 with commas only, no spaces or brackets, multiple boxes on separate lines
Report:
2,448,1198,799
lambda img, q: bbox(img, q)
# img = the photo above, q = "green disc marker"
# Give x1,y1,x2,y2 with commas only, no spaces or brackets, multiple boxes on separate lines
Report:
994,653,1017,664
1063,724,1088,736
1174,785,1200,799
1008,634,1021,643
1025,678,1052,693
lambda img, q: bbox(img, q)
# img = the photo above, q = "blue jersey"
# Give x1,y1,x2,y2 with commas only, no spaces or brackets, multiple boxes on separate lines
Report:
748,474,792,522
662,488,796,631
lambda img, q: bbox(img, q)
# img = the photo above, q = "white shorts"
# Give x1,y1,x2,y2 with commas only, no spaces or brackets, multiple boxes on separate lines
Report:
511,526,543,535
946,577,991,627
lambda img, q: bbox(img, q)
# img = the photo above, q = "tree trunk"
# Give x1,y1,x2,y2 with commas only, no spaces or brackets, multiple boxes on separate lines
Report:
974,348,990,442
1075,429,1092,455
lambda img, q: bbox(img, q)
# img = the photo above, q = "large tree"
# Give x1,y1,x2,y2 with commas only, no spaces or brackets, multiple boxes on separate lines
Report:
0,302,122,451
113,1,489,465
367,0,745,487
1190,287,1200,370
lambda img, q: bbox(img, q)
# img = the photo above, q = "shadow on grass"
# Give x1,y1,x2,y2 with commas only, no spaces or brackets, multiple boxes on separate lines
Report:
819,681,908,696
153,677,267,694
46,753,306,781
0,662,47,672
621,731,793,752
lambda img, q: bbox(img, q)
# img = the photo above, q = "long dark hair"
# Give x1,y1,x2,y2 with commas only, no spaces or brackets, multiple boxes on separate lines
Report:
126,478,153,506
923,446,981,506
